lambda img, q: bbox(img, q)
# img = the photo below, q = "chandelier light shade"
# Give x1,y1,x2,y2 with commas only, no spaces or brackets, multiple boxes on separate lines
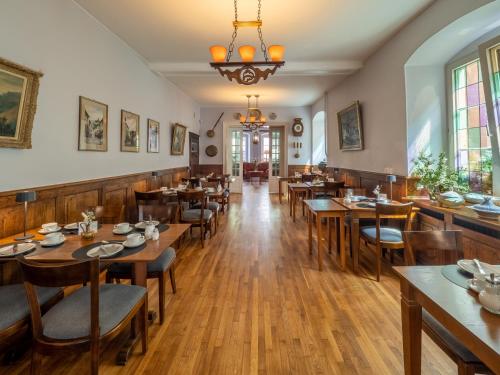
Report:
208,0,285,85
210,45,227,63
240,95,266,130
268,45,285,62
238,45,256,62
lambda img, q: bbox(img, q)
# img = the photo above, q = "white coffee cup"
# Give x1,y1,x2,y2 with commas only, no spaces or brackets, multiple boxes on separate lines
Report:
114,222,130,233
42,222,58,232
45,232,64,244
126,233,144,246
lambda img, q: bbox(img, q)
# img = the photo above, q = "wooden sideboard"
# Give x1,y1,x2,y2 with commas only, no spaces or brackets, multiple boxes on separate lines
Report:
0,167,188,239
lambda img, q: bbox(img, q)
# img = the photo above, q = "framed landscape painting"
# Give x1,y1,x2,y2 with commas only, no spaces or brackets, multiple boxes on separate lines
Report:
147,119,159,153
171,123,186,155
337,101,363,151
0,57,42,149
78,96,108,151
121,110,140,152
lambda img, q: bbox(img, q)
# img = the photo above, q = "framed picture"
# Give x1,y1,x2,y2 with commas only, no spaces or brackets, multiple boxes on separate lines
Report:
147,119,160,153
337,101,363,151
78,96,108,151
171,123,186,155
0,57,43,149
121,110,140,152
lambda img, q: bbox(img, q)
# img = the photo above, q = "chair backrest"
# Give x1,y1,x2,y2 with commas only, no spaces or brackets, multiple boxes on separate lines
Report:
177,190,206,223
375,202,414,232
17,257,100,342
324,181,345,196
403,230,463,266
94,205,125,224
181,177,201,188
301,174,314,182
340,187,367,197
207,177,221,184
135,191,162,221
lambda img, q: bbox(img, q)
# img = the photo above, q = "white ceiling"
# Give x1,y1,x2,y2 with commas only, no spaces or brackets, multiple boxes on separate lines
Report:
75,0,434,107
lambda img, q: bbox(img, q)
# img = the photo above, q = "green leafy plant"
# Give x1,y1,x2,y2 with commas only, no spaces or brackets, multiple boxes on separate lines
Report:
411,152,468,200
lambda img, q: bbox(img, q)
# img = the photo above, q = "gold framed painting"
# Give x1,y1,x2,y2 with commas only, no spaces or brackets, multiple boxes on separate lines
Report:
121,110,140,152
337,101,363,151
78,96,108,151
0,57,43,149
147,119,160,153
171,123,186,155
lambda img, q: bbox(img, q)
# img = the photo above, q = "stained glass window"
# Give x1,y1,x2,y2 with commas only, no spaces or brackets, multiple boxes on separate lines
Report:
452,59,492,193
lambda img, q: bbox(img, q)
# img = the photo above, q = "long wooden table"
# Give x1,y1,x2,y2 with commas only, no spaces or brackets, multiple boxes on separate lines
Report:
288,183,310,222
277,176,300,204
0,223,190,364
304,199,349,271
394,266,500,375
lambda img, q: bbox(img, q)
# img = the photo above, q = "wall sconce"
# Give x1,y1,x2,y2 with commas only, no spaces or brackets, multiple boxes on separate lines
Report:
386,175,396,201
292,141,302,159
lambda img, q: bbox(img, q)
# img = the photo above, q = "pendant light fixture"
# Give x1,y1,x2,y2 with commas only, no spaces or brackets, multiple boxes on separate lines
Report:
240,95,266,130
209,0,285,85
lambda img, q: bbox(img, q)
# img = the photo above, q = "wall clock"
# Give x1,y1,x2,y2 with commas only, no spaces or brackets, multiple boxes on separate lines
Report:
292,118,304,137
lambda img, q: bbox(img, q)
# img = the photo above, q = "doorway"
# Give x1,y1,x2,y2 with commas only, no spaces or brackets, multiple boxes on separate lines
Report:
188,132,199,176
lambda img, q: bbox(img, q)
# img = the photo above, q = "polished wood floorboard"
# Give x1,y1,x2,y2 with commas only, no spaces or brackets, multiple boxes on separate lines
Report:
2,182,455,374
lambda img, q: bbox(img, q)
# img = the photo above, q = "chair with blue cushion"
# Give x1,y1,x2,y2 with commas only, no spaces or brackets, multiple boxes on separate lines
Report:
359,202,413,281
0,283,63,358
178,190,214,248
17,257,147,375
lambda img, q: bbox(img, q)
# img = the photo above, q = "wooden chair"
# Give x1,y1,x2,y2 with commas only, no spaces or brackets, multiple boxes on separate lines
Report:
106,204,178,324
403,230,493,375
94,205,125,224
301,174,314,182
359,202,413,281
17,257,148,375
177,190,213,248
181,177,201,189
311,181,345,199
135,191,163,222
212,176,230,213
200,180,221,231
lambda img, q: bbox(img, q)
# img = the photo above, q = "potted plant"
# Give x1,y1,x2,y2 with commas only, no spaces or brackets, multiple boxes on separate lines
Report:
411,152,468,201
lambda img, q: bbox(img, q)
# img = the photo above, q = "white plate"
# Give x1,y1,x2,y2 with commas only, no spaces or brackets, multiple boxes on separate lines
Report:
87,243,124,258
64,223,78,230
40,236,65,247
457,259,500,275
0,243,36,257
123,238,146,248
350,196,367,202
135,221,160,229
38,226,62,234
112,227,134,235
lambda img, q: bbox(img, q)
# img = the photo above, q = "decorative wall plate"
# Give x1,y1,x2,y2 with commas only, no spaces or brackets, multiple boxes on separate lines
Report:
206,145,218,157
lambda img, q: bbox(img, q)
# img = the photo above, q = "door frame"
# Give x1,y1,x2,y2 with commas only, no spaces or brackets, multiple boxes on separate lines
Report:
268,124,288,194
222,121,243,193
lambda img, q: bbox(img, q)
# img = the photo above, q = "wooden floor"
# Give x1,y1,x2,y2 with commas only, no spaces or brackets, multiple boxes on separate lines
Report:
2,182,456,374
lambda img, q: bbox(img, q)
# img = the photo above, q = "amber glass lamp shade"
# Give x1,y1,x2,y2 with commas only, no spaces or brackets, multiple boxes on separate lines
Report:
210,45,227,63
238,45,256,62
268,45,285,62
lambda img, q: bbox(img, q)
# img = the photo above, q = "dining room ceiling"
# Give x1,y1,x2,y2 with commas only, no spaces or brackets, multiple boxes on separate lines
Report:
74,0,434,107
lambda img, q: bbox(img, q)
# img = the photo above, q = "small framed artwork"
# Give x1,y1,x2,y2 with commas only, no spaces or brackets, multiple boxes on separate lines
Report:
78,96,108,151
121,110,140,152
171,123,187,155
0,57,43,149
337,101,363,151
147,119,160,153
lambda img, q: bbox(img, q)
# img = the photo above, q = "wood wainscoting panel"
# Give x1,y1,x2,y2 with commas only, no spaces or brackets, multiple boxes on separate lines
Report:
63,190,99,224
103,187,127,210
197,164,224,176
0,199,56,238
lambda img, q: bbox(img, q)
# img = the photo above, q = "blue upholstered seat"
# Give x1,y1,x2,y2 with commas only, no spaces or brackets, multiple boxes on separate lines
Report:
42,284,146,340
360,226,403,243
193,202,220,211
182,209,213,221
107,247,176,275
0,284,62,331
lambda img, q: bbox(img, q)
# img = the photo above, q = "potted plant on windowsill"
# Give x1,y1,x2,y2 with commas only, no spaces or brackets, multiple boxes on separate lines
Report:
411,152,468,203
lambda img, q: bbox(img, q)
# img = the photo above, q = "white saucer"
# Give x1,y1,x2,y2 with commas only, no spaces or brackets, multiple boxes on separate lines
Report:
64,223,78,230
123,238,146,248
38,226,62,234
135,221,159,229
87,243,124,258
40,237,65,247
0,243,36,257
113,227,134,235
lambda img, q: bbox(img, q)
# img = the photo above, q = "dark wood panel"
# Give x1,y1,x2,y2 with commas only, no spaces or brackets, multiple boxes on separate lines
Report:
63,190,99,224
103,188,127,209
197,164,224,176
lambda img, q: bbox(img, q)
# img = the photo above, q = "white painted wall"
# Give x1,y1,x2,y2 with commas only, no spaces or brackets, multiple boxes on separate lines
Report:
199,107,312,166
325,0,492,176
0,0,200,192
312,111,326,165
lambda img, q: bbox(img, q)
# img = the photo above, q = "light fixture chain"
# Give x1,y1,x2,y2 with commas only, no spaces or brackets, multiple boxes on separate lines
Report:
256,0,268,61
234,0,238,21
226,0,239,62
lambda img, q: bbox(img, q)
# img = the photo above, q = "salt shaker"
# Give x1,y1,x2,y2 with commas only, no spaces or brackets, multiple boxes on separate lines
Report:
152,227,160,241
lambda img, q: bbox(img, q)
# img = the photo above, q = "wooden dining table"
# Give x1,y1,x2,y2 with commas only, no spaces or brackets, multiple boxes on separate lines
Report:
288,183,310,222
394,266,500,375
0,223,190,364
332,198,419,273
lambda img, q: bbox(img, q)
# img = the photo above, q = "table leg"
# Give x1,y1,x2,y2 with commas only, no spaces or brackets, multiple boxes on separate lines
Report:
289,187,292,216
279,180,282,204
117,262,149,365
351,217,360,273
400,280,422,375
293,192,297,223
327,218,332,254
317,213,323,271
339,215,346,270
308,209,313,255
